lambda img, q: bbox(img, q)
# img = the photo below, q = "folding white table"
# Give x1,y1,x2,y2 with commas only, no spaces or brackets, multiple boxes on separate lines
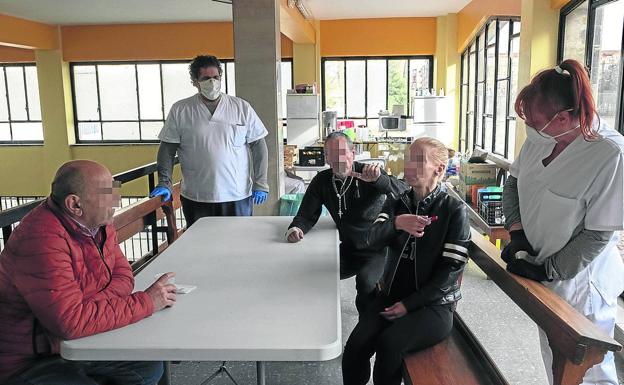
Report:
61,216,341,385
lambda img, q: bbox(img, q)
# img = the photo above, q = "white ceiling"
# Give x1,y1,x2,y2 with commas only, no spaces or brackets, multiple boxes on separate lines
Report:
308,0,472,20
0,0,471,25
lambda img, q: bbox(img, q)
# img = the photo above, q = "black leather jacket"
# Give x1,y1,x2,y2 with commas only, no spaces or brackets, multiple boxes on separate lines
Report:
367,184,470,311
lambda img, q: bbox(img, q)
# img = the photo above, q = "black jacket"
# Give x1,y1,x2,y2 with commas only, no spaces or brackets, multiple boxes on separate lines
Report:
288,162,409,249
367,184,470,311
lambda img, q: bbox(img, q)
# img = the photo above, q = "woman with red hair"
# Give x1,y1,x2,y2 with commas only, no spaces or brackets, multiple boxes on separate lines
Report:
502,59,624,384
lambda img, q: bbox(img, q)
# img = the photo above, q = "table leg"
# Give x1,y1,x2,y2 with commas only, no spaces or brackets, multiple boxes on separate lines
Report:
158,361,171,385
256,361,266,385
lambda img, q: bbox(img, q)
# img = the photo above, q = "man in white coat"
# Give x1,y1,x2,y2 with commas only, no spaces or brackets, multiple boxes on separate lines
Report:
150,55,269,226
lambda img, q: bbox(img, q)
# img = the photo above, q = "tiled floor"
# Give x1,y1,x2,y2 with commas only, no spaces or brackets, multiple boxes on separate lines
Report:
170,261,623,385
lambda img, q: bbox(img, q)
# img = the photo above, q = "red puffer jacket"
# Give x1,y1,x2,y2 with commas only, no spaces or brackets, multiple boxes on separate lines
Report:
0,198,154,382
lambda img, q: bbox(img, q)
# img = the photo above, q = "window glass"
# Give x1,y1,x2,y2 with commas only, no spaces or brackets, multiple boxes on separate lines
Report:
563,0,589,63
0,64,43,142
388,59,408,115
346,60,366,117
324,61,345,117
590,0,623,129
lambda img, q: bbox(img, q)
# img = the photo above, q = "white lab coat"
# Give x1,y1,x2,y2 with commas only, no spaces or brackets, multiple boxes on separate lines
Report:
510,121,624,385
158,93,268,203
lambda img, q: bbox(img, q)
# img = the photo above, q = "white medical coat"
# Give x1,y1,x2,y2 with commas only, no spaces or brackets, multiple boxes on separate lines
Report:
510,121,624,384
158,93,268,203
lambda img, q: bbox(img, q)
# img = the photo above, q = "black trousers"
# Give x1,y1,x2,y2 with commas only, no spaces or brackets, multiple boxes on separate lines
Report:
181,195,253,227
339,244,386,315
342,294,454,385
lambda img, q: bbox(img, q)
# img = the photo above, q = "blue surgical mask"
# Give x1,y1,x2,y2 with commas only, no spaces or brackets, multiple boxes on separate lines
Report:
525,109,579,145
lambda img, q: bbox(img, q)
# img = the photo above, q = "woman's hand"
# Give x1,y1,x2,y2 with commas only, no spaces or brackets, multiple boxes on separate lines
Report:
380,302,408,321
394,215,431,238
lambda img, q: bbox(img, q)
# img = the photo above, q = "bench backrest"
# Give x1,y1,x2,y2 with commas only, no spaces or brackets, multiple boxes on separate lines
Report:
112,183,182,271
469,229,621,385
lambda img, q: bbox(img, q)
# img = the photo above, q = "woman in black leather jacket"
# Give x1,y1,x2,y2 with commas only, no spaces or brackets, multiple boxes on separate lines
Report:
342,137,471,385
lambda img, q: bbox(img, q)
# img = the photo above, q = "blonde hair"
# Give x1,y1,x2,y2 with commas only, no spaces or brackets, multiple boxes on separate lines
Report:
411,137,449,171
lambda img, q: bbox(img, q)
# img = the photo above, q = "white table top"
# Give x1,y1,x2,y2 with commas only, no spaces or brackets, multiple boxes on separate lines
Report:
61,217,341,362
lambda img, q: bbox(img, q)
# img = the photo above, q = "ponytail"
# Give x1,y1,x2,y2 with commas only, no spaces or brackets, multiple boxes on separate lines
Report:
515,58,598,140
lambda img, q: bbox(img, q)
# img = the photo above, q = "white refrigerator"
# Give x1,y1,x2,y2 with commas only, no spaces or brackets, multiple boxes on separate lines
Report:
286,94,320,147
410,96,453,146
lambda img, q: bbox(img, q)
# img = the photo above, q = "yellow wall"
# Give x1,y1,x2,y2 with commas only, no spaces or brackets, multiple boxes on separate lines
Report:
61,23,293,61
514,0,560,156
551,0,573,9
320,18,437,57
0,13,58,49
436,14,461,150
457,0,521,52
279,0,315,44
0,46,35,62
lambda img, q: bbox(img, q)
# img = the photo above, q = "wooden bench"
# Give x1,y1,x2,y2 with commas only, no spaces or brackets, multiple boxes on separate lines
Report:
113,183,183,272
403,228,622,385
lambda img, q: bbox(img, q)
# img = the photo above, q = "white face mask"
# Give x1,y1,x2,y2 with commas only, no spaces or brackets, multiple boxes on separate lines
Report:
525,109,579,145
199,78,221,100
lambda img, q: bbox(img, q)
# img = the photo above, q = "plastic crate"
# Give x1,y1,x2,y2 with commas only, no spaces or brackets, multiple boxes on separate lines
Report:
477,187,505,226
279,193,329,217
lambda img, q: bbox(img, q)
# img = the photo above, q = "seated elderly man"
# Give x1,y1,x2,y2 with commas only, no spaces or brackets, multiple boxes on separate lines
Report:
0,160,177,385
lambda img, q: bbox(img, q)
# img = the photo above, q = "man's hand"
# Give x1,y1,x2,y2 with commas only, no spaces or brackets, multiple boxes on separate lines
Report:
252,190,268,205
286,227,304,243
380,302,408,321
501,230,536,264
349,164,381,183
506,259,550,282
394,214,431,238
145,272,177,312
150,186,172,202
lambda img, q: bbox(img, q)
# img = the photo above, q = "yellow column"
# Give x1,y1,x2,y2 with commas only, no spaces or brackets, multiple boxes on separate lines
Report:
293,43,319,86
514,0,560,156
35,42,75,187
436,14,461,150
435,16,448,91
445,14,461,152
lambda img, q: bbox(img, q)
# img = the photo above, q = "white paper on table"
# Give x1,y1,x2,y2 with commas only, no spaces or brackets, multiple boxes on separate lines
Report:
175,284,197,294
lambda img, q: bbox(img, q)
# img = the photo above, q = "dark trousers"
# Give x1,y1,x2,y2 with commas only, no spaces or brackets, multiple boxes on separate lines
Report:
181,195,253,227
342,294,454,385
6,356,163,385
340,244,386,315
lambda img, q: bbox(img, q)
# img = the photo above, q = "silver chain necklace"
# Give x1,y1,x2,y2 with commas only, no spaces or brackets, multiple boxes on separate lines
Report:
332,175,354,218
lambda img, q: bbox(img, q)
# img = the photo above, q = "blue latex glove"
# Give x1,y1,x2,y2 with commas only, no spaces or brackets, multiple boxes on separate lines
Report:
252,190,268,205
150,186,172,202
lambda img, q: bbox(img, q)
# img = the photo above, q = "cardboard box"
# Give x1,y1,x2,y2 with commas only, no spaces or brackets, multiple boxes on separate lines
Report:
459,159,497,185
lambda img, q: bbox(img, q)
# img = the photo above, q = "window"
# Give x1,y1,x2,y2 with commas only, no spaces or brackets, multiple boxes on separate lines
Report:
459,18,521,160
71,59,294,142
0,63,43,143
559,0,624,131
321,56,433,132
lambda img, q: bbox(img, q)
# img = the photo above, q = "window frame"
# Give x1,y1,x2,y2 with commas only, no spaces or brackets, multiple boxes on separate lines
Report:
70,59,294,144
458,16,521,159
320,55,434,125
0,62,44,145
558,0,624,132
